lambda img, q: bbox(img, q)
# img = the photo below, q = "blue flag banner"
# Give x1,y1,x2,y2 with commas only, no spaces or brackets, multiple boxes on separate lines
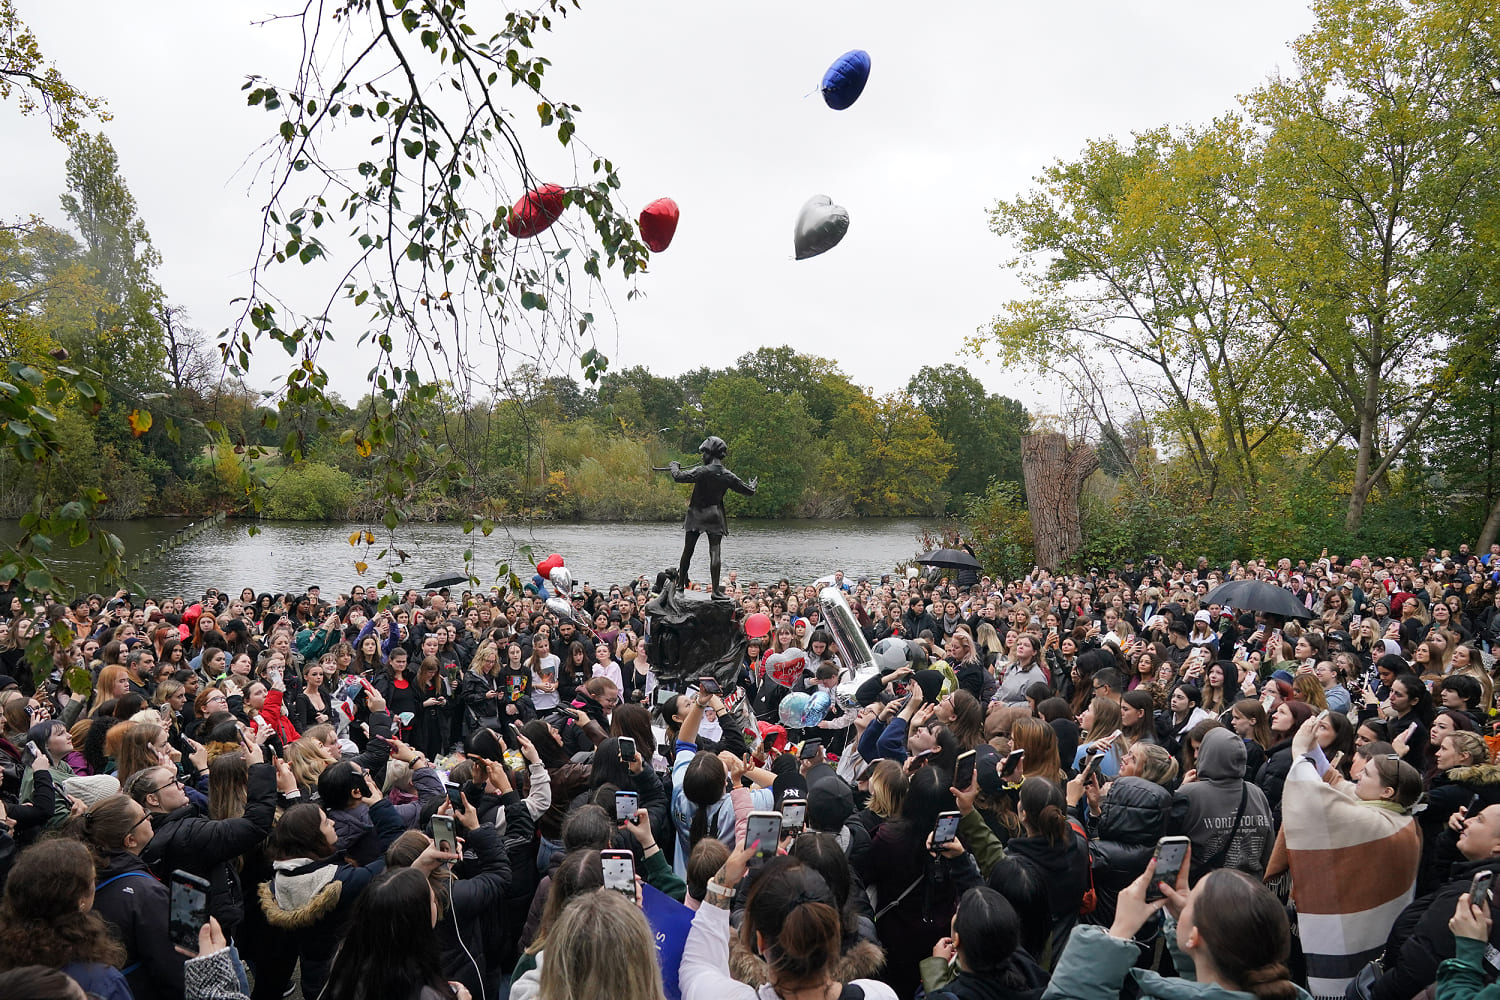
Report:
641,882,695,1000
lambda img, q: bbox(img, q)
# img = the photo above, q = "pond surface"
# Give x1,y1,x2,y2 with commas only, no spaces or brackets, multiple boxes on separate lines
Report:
0,518,945,597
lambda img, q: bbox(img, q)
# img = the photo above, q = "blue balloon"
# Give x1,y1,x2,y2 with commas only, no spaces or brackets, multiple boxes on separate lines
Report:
820,49,871,111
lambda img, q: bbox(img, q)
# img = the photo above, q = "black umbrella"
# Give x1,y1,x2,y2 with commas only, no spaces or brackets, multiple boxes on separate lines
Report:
423,574,469,589
1201,579,1313,620
916,549,982,572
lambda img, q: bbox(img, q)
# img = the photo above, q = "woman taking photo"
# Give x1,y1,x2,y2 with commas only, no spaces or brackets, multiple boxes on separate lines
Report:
1046,859,1303,1000
682,852,899,1000
293,656,340,736
319,866,470,1000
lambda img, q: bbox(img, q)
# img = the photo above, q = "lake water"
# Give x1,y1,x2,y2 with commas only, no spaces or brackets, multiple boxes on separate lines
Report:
0,518,944,597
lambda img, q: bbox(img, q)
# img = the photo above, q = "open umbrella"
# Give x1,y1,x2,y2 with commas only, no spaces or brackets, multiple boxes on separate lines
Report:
916,549,982,572
423,574,469,589
1202,579,1313,620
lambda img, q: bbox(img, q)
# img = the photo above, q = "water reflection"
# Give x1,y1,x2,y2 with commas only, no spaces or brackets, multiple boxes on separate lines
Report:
0,518,942,596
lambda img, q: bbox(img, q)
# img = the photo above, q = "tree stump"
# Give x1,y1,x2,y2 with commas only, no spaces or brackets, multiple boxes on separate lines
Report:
1021,432,1098,571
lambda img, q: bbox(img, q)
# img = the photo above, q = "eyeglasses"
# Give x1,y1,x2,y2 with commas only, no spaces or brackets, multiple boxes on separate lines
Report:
148,776,183,793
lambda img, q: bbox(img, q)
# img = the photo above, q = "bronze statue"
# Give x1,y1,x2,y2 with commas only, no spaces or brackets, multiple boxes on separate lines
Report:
656,436,757,596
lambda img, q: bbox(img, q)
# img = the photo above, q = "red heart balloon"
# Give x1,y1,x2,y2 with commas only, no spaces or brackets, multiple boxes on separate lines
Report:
536,553,564,576
638,197,680,253
507,184,566,238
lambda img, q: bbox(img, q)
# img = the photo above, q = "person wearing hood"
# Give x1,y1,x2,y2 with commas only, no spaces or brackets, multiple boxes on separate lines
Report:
1168,726,1274,882
125,743,281,935
921,886,1047,1000
1281,719,1421,1000
255,789,414,1000
1364,787,1500,1000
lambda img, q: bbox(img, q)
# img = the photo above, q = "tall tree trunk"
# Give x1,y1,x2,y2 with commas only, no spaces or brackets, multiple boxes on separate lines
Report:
1345,368,1382,533
1479,492,1500,553
1022,432,1098,571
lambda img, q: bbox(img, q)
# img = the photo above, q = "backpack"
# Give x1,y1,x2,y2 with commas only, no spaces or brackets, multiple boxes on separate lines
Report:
1067,816,1098,916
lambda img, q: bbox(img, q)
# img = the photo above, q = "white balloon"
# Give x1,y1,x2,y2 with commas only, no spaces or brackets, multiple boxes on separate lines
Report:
548,566,572,594
794,195,850,260
871,637,908,671
544,597,574,621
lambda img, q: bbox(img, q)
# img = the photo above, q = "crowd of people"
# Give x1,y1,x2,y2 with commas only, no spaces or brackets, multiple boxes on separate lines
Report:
0,542,1498,1000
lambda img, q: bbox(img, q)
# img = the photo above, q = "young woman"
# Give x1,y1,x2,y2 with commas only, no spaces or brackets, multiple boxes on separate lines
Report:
994,635,1048,707
1202,661,1232,717
922,887,1045,1000
539,887,666,1000
1073,697,1126,779
987,776,1090,964
529,636,562,716
1158,683,1213,758
460,640,503,736
293,658,341,736
1120,689,1158,747
410,655,452,759
320,867,467,1000
682,853,899,1000
1255,700,1316,825
0,838,132,999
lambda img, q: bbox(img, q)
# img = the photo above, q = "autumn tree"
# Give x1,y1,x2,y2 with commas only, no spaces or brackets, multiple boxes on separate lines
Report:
906,363,1027,506
827,392,955,516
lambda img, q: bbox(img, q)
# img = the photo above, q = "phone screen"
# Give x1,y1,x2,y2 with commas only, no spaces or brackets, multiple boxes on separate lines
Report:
1147,838,1190,901
430,814,457,855
934,810,961,846
954,750,976,790
1081,750,1103,784
169,870,210,955
698,676,720,695
445,781,465,812
782,800,807,833
1002,749,1025,777
799,740,823,760
615,790,638,824
601,850,635,897
744,812,782,865
617,736,637,761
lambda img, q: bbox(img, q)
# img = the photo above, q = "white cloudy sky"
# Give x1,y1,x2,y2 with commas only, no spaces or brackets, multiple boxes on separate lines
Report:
4,0,1315,413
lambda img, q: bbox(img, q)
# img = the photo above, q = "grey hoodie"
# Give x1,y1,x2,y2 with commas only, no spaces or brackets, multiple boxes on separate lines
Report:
1168,728,1274,881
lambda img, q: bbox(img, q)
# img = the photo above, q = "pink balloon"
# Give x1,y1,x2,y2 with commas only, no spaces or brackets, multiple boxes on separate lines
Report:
745,613,772,639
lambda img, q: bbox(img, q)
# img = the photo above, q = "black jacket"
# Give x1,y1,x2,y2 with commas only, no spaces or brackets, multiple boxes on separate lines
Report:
1371,856,1500,1000
928,951,1048,1000
436,823,511,998
1254,737,1295,827
143,761,278,930
1085,777,1171,927
93,851,185,1000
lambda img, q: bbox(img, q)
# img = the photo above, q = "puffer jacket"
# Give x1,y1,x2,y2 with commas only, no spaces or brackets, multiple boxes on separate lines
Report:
1086,776,1171,927
143,760,278,932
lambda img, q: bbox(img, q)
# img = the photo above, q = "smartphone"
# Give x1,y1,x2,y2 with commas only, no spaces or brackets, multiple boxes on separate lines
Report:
782,797,807,836
1268,628,1283,652
169,870,210,956
1147,835,1191,901
601,848,636,898
430,814,457,855
954,750,977,791
697,676,721,695
1001,748,1025,777
1351,614,1363,630
445,780,466,812
1470,792,1484,817
1406,721,1421,739
1317,709,1330,722
615,789,639,825
744,811,782,867
1080,749,1104,784
799,740,824,761
1471,870,1494,909
933,809,962,846
1329,751,1345,772
617,736,637,762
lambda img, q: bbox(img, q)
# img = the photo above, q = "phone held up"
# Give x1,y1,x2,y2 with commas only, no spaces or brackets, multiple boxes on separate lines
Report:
169,870,210,956
745,811,782,869
1147,835,1191,901
933,809,961,848
615,789,639,825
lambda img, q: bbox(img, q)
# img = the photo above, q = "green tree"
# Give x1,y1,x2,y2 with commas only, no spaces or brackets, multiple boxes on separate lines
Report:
827,392,954,516
0,0,107,137
906,363,1026,505
1241,0,1500,531
733,347,863,434
699,374,818,517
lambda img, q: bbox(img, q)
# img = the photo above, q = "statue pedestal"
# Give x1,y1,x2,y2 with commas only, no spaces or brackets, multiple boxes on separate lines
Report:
645,574,745,692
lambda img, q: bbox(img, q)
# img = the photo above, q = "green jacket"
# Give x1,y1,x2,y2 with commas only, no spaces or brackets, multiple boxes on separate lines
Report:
960,807,1006,878
1043,920,1313,1000
1436,937,1500,1000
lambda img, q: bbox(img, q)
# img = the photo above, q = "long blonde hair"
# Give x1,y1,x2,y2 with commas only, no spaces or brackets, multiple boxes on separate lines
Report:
539,889,665,1000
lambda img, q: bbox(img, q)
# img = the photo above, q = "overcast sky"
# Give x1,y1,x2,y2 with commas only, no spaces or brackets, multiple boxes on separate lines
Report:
4,1,1316,415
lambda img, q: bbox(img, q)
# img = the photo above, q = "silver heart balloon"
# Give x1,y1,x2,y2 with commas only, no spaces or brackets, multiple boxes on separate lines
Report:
548,566,572,594
545,596,575,621
794,195,850,260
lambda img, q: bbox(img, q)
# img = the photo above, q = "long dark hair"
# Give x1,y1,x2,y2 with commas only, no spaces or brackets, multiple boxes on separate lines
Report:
1192,870,1298,1000
952,886,1027,983
1017,776,1070,846
321,867,451,1000
683,751,727,850
1392,673,1435,725
892,765,953,845
519,719,568,769
740,857,843,992
588,737,637,793
0,840,127,971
